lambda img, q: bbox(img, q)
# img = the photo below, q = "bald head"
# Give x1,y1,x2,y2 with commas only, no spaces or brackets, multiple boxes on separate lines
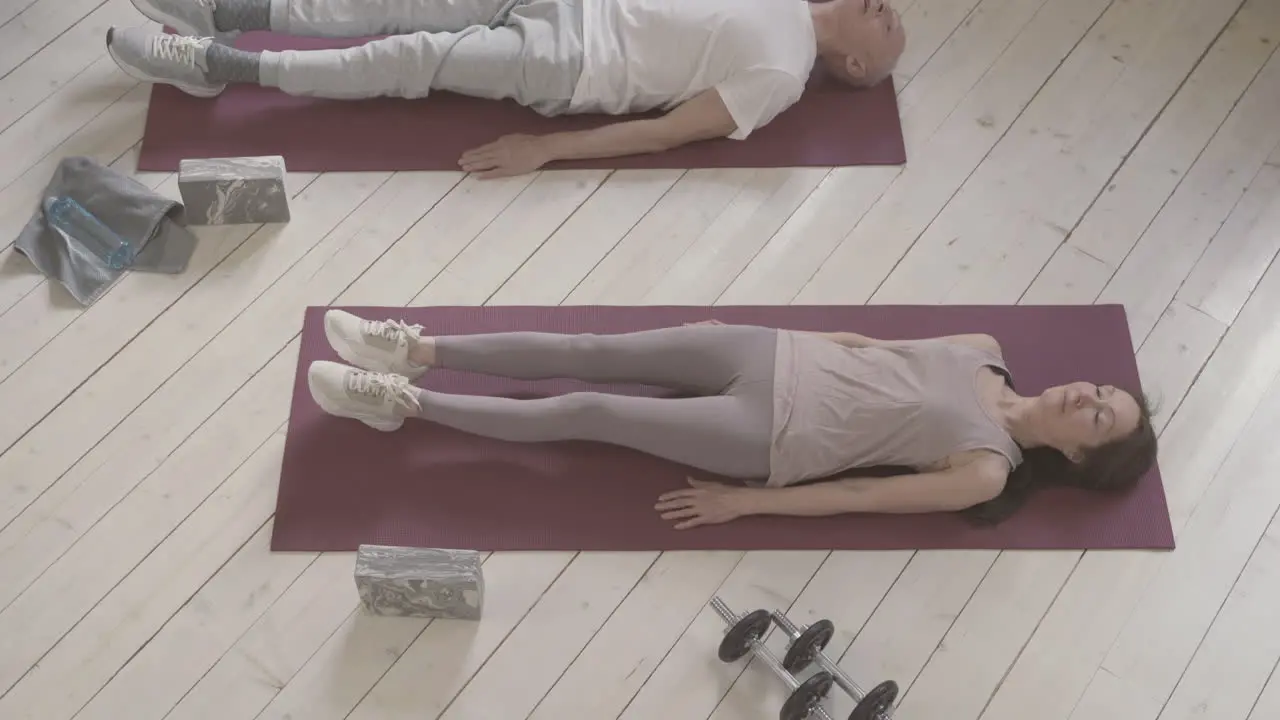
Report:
810,0,907,87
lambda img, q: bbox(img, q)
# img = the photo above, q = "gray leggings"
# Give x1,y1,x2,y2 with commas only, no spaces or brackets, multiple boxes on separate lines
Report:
413,324,779,478
262,0,584,114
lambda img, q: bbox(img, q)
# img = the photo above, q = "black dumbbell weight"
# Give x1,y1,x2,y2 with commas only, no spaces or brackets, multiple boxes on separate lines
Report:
782,618,835,674
717,608,773,662
781,672,835,720
710,597,838,720
848,680,898,720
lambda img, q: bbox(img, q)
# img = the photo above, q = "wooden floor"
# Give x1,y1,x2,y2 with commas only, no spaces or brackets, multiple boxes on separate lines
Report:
3,0,1280,718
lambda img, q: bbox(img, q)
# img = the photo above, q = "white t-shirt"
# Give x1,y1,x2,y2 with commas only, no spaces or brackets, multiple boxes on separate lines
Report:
569,0,817,139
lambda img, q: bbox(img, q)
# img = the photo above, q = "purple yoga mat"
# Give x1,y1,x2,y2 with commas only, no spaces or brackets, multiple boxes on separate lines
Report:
136,31,907,172
272,305,1174,552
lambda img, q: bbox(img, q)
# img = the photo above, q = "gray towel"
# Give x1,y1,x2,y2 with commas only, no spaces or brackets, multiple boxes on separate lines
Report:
14,156,198,306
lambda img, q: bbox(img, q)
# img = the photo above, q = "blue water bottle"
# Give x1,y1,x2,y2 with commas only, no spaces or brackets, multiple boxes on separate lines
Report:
43,195,136,270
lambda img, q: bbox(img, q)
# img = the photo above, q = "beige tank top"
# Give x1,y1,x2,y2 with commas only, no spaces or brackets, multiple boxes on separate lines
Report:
767,331,1023,487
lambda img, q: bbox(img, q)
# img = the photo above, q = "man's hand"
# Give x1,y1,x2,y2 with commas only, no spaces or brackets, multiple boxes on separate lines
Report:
459,134,553,178
655,477,753,530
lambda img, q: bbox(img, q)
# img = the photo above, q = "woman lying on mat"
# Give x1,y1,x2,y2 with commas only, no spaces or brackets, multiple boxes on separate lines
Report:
105,0,905,177
307,310,1158,529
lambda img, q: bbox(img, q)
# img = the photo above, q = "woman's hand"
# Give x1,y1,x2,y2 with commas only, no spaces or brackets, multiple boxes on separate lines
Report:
655,477,752,529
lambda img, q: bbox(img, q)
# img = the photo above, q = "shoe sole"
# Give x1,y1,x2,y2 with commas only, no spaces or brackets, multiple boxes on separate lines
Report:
106,33,226,99
306,363,404,432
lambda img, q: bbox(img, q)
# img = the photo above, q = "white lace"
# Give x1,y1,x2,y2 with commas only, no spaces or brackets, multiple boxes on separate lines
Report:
147,34,202,67
345,370,419,411
361,318,423,345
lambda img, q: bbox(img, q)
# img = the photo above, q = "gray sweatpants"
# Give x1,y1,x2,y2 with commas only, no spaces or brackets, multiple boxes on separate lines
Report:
414,325,779,479
261,0,583,114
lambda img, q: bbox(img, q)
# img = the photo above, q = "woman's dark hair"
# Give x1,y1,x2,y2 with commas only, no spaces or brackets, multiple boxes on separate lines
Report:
961,390,1159,526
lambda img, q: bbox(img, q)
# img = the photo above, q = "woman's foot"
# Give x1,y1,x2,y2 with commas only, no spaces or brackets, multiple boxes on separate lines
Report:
323,309,432,380
129,0,241,44
106,26,226,98
307,361,422,432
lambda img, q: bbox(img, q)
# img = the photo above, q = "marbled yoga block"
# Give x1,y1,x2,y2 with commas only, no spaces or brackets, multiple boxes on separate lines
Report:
177,155,290,225
354,545,484,620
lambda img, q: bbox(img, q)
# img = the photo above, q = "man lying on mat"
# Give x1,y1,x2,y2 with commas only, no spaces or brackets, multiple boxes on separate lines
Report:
106,0,906,177
303,310,1159,530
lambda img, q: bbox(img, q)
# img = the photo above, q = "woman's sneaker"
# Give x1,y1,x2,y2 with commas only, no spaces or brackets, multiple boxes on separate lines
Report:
106,26,225,98
324,309,431,379
307,361,422,432
130,0,240,44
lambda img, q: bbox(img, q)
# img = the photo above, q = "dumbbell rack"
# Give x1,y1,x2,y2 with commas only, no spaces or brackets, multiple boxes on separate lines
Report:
710,596,899,720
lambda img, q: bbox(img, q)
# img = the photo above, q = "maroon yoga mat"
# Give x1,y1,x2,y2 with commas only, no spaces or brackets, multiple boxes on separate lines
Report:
136,31,906,172
272,305,1174,552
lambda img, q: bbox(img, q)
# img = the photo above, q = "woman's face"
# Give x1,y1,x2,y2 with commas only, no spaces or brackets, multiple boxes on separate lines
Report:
1031,382,1142,460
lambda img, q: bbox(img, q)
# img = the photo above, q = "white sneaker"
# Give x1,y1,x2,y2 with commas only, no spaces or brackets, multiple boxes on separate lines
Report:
324,309,430,379
307,361,422,432
130,0,240,44
106,26,225,98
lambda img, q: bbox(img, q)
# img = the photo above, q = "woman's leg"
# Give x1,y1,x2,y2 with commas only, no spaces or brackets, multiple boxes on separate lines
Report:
306,360,774,478
419,390,772,477
428,324,777,394
323,308,778,393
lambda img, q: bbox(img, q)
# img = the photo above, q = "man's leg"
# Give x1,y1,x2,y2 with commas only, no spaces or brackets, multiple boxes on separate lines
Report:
266,0,583,107
269,0,524,36
260,27,511,99
306,361,775,478
107,0,583,104
127,0,521,39
106,22,525,99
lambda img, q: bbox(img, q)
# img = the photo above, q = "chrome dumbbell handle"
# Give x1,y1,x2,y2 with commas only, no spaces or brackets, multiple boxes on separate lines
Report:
770,611,895,720
710,597,834,720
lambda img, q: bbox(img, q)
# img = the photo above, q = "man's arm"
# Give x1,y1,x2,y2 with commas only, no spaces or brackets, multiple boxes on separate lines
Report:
458,90,738,178
542,89,738,160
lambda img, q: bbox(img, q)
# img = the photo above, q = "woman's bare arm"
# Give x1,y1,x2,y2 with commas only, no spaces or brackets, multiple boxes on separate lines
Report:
813,331,1002,356
685,320,1001,355
743,459,1008,516
808,331,881,348
655,455,1010,529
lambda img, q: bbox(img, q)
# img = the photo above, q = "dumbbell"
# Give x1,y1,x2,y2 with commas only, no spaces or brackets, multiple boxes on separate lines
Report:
770,610,899,720
710,596,835,720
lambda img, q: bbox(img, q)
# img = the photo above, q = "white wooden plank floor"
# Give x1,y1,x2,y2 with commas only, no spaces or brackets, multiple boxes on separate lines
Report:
2,0,1279,718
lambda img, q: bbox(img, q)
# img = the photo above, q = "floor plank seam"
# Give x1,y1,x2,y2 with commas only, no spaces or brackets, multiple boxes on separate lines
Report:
0,0,111,83
0,173,327,521
1148,499,1280,720
420,555,581,720
0,429,278,703
861,0,1121,305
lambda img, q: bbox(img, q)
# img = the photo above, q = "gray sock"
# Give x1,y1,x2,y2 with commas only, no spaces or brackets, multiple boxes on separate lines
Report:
204,43,262,84
213,0,272,32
